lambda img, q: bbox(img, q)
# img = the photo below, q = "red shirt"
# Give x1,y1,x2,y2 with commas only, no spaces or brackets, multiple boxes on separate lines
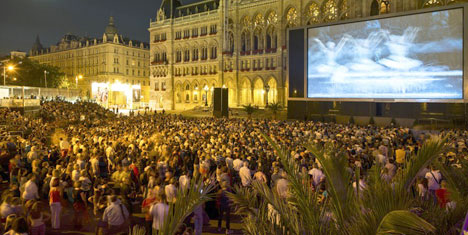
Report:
50,189,61,203
435,188,449,208
142,198,156,221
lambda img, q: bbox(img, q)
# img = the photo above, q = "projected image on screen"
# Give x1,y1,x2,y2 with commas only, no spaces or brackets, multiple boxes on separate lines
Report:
307,8,463,99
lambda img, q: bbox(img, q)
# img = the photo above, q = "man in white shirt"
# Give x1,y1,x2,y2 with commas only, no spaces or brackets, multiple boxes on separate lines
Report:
150,194,169,233
308,164,325,187
425,167,442,195
276,172,289,199
232,158,243,172
22,175,39,201
59,138,70,157
239,161,252,187
165,179,177,204
102,195,129,234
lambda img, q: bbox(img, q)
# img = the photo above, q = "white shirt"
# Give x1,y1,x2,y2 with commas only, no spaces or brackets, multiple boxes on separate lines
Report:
425,170,442,191
22,180,39,200
150,202,169,230
239,166,252,187
0,203,14,219
276,178,289,199
308,168,325,186
72,170,80,182
233,159,243,171
164,184,177,203
103,201,129,226
179,175,189,191
59,140,70,150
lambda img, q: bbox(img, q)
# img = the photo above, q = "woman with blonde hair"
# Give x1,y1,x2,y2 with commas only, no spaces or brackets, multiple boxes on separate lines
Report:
28,202,50,235
49,177,62,229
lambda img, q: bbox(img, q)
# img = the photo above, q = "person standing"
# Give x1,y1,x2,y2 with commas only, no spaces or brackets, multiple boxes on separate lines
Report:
217,181,232,234
22,174,39,202
49,178,62,230
102,195,129,234
28,202,50,235
149,192,169,234
239,161,252,187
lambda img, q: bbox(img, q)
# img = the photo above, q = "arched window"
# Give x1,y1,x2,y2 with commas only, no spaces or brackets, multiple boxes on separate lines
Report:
322,0,338,22
253,29,262,51
210,46,217,59
266,26,276,49
371,0,391,15
285,7,298,28
305,2,320,25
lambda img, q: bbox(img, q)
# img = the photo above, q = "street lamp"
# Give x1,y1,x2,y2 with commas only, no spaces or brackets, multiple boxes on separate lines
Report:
44,70,49,88
3,64,15,86
265,84,270,107
204,85,209,106
75,74,83,88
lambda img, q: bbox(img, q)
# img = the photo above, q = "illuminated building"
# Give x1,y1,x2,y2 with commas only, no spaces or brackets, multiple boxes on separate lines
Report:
148,0,463,110
29,17,150,109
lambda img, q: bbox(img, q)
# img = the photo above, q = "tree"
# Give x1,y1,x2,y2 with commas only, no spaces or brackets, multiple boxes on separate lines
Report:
6,57,65,88
227,134,462,235
242,104,258,119
267,102,281,119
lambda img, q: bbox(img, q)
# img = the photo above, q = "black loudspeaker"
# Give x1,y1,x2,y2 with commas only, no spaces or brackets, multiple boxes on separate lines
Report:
213,88,228,118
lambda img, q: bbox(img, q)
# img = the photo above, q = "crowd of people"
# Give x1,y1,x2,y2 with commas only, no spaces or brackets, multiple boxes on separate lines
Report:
0,100,466,235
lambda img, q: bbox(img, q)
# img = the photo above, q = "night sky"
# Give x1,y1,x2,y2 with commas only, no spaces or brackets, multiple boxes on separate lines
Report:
0,0,197,56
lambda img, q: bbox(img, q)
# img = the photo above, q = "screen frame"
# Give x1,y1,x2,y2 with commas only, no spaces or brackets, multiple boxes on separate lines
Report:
290,3,467,103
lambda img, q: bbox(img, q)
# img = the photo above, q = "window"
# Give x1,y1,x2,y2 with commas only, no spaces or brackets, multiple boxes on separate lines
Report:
155,81,159,91
201,26,207,35
201,47,208,60
192,28,198,37
132,70,135,75
126,69,129,75
184,49,190,62
176,50,182,62
176,31,182,39
184,29,190,38
211,46,217,59
161,33,166,41
210,24,217,34
192,48,199,60
161,81,166,91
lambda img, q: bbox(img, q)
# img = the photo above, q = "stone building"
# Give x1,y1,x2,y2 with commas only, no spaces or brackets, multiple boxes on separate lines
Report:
148,0,464,110
29,17,150,109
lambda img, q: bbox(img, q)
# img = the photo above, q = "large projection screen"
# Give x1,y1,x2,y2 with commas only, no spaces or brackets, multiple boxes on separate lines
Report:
307,8,464,99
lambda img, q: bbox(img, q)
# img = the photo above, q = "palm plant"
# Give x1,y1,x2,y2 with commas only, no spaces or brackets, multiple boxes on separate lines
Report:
267,102,281,120
229,134,453,235
242,104,258,119
156,175,216,235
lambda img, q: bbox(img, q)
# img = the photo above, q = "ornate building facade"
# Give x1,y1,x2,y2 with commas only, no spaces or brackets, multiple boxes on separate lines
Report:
149,0,463,110
30,17,150,108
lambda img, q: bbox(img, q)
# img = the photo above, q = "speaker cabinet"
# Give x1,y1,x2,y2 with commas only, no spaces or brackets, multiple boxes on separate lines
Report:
213,88,228,118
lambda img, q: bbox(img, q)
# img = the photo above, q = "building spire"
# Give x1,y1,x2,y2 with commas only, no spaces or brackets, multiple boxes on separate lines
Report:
32,34,43,52
109,16,115,26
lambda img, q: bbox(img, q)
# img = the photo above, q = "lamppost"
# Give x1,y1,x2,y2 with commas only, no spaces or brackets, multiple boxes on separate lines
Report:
44,70,49,88
204,85,209,106
3,64,15,86
75,74,83,88
265,84,270,107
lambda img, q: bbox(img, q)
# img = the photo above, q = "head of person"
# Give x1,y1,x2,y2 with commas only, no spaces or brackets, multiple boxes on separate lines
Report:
11,217,28,235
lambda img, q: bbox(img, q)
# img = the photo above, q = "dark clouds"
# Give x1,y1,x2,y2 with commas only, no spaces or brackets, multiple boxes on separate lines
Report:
0,0,165,55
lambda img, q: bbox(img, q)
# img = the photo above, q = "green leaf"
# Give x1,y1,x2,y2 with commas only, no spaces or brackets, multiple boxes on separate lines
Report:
376,210,435,235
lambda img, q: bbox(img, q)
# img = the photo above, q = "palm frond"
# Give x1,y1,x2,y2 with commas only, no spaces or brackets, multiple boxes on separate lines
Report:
157,175,216,235
261,133,325,234
399,136,447,192
376,210,436,235
306,143,357,230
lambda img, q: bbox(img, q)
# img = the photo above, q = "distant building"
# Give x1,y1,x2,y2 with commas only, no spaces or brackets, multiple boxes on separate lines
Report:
148,0,461,110
29,17,150,109
10,51,26,59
